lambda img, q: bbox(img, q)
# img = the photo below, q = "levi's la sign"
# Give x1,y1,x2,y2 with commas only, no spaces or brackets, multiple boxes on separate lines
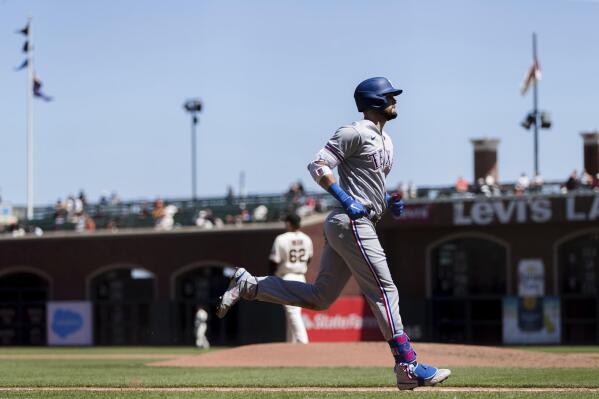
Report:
453,196,599,225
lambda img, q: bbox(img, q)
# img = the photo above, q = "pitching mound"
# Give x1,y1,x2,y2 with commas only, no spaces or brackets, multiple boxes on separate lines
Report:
150,342,599,368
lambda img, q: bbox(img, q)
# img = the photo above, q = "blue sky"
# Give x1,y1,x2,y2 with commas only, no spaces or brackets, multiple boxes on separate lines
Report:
1,0,598,205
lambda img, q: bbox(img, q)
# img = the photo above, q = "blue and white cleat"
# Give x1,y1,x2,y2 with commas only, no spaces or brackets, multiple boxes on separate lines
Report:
216,267,256,319
394,362,451,390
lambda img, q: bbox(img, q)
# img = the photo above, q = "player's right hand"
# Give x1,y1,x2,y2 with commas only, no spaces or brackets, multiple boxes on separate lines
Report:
326,182,368,220
344,199,369,220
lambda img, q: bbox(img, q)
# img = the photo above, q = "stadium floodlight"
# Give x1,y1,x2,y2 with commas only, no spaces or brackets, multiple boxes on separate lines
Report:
184,99,203,113
521,112,536,130
540,112,552,129
183,98,203,201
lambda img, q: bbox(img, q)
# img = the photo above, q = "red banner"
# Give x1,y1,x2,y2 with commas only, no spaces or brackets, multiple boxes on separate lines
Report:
302,296,382,341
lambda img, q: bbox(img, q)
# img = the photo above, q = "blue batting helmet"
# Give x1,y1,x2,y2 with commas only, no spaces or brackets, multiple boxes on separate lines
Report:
354,77,403,112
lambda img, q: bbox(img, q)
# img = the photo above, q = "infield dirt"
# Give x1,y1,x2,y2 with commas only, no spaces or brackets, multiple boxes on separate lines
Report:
150,342,599,368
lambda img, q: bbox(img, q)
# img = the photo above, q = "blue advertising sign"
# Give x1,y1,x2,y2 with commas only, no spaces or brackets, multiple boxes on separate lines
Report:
47,301,93,345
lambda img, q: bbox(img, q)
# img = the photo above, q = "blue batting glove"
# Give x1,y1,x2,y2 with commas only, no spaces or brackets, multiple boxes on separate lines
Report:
328,183,369,220
345,200,369,220
386,192,404,218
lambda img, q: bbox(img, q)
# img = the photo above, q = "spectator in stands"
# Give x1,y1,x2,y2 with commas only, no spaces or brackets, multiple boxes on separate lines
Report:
408,181,417,199
594,173,599,191
476,177,491,197
226,186,234,205
253,205,269,222
564,170,579,192
195,209,215,229
78,190,88,207
485,175,501,196
137,201,151,219
106,219,118,232
240,208,252,223
296,181,306,196
152,199,165,221
514,172,530,196
314,196,324,213
396,182,409,199
455,176,469,193
93,203,104,219
155,204,178,230
74,212,86,232
110,191,120,205
531,173,544,192
234,214,244,226
296,196,316,218
65,195,75,217
73,195,84,215
9,222,25,237
99,192,109,206
84,214,96,231
286,180,307,211
517,172,530,190
54,199,67,225
74,212,96,233
580,170,594,189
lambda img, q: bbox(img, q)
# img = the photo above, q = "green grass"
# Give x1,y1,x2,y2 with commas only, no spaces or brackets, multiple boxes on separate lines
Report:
514,346,599,353
0,347,598,399
0,359,598,388
0,346,206,355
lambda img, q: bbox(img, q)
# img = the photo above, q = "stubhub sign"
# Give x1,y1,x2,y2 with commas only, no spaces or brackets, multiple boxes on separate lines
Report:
47,301,93,346
302,296,383,341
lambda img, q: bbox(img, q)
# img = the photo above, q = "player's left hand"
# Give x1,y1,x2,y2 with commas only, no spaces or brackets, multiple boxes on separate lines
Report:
386,192,404,217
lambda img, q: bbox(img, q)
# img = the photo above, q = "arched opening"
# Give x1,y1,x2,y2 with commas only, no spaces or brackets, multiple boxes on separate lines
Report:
0,270,50,345
557,230,599,343
88,265,156,345
428,235,508,344
172,263,237,346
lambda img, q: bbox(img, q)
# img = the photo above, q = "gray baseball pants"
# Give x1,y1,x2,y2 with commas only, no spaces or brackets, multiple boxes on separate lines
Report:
254,209,404,340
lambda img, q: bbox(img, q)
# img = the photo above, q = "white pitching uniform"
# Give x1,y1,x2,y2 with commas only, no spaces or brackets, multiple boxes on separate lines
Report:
194,308,210,349
269,230,313,344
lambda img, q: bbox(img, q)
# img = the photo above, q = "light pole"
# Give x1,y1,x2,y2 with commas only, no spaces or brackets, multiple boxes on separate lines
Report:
520,33,551,177
532,33,540,177
183,99,202,201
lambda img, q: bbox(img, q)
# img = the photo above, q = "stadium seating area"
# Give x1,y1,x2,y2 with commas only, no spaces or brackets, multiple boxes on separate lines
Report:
26,191,334,233
2,176,598,236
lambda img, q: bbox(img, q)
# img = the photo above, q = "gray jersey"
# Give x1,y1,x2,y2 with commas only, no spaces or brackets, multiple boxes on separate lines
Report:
240,118,407,341
323,119,394,217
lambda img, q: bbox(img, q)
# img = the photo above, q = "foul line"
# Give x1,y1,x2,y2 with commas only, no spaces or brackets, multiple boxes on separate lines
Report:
0,387,598,393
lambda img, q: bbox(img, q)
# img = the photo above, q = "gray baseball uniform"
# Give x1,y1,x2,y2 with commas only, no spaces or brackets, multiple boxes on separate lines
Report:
254,119,404,340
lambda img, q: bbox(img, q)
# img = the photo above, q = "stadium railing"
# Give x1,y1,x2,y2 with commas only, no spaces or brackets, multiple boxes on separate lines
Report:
8,180,598,232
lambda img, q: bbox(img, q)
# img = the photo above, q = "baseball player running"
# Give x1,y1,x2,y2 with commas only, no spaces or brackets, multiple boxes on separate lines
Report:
217,77,451,390
269,213,313,344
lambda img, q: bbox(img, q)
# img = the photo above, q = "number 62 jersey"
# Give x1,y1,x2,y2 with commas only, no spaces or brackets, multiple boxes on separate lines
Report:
269,231,314,277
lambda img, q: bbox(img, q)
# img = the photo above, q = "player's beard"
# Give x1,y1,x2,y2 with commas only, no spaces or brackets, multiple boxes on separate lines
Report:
380,107,397,121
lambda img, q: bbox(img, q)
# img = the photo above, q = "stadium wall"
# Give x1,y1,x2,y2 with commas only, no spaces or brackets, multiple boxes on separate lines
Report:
1,193,598,345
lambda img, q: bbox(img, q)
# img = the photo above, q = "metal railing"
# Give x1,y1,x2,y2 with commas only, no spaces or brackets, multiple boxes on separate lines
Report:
5,180,598,233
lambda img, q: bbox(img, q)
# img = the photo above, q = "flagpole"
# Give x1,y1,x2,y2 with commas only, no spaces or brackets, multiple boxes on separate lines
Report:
26,17,34,220
532,32,539,177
